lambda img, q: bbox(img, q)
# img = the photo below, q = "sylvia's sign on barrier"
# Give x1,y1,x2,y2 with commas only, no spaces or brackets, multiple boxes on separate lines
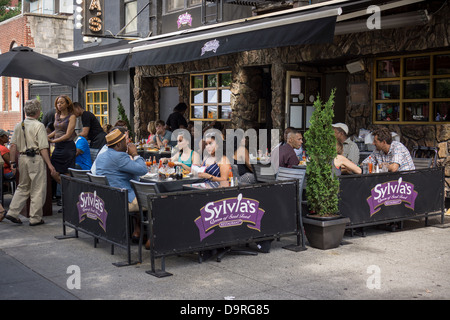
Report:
194,193,265,241
366,177,418,217
77,191,108,232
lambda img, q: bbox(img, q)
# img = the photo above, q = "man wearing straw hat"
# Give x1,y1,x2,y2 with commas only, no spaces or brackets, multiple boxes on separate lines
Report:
94,128,148,213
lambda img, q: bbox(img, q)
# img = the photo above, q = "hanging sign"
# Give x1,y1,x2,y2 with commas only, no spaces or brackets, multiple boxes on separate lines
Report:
83,0,104,36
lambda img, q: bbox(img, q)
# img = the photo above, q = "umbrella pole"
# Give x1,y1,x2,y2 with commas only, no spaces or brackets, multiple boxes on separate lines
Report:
22,78,25,120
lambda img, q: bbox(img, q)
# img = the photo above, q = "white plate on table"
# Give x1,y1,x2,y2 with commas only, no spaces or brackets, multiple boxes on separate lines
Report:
141,172,157,179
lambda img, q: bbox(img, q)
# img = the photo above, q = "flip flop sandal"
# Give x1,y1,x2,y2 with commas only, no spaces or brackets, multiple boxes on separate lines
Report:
5,215,23,225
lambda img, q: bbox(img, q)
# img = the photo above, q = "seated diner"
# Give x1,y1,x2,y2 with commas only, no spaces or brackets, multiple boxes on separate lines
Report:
161,131,200,172
197,132,231,182
362,127,415,172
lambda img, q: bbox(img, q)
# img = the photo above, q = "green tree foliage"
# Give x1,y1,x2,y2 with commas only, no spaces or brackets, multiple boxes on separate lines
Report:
304,89,340,216
0,1,21,23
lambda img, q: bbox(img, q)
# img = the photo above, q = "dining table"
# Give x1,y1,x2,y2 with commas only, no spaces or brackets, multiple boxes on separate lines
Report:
140,172,203,193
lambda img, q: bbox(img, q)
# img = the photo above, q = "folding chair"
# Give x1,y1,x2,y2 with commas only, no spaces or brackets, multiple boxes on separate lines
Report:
130,179,160,263
252,163,276,183
87,172,109,185
69,168,90,181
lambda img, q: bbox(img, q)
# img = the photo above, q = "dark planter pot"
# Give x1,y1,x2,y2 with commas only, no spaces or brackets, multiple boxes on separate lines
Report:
303,215,350,250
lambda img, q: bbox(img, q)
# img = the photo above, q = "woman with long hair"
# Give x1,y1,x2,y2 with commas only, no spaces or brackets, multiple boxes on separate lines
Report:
197,132,230,182
47,95,77,183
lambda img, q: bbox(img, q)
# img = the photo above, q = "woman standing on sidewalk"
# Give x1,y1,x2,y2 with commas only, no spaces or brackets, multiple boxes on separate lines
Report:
47,95,77,184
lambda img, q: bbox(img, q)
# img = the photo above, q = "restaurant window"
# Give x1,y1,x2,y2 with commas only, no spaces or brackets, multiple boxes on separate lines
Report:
86,90,108,126
124,0,138,34
373,52,450,123
285,71,323,130
190,71,232,121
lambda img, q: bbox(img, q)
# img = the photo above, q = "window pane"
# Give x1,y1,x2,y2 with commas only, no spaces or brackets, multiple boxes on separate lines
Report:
103,104,108,115
376,81,400,99
207,106,217,119
404,56,429,77
125,1,138,34
435,54,450,75
101,91,108,102
206,74,217,87
192,106,204,119
220,89,231,103
219,73,232,87
188,0,201,6
404,80,429,99
434,78,450,98
191,75,203,88
377,59,400,78
168,0,184,11
191,90,203,104
404,102,429,121
220,106,231,119
206,90,217,103
375,103,399,121
95,104,101,115
434,102,450,121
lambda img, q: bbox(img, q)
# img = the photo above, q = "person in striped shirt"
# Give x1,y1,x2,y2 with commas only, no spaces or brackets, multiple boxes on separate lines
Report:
198,132,231,182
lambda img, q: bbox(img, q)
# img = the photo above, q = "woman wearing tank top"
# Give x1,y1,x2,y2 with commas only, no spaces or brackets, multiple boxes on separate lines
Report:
47,95,77,183
161,131,200,172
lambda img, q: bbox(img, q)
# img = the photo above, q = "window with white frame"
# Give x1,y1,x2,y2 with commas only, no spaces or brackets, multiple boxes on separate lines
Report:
124,0,137,34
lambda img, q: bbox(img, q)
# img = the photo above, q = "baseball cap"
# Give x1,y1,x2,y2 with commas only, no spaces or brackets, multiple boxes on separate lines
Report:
332,123,348,135
0,129,9,137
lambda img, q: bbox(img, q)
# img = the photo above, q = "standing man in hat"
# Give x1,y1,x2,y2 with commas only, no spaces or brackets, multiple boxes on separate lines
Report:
0,99,57,226
332,123,360,165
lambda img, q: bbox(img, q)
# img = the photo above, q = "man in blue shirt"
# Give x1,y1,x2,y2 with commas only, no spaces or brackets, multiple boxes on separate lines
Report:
75,136,92,170
94,128,148,212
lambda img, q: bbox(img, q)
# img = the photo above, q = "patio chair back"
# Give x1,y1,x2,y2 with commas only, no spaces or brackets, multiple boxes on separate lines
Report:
412,157,433,170
69,168,90,181
276,167,307,206
87,172,109,185
252,163,276,183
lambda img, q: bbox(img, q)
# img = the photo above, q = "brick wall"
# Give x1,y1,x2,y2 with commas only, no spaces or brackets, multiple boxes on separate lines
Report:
0,14,32,130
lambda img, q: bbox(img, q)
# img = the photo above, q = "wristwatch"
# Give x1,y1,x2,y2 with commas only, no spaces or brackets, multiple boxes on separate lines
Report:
10,162,16,169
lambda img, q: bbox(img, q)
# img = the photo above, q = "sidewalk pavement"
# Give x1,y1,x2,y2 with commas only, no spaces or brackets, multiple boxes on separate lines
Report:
1,193,450,302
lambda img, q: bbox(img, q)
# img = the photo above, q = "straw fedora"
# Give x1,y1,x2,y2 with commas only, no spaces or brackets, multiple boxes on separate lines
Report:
105,128,126,147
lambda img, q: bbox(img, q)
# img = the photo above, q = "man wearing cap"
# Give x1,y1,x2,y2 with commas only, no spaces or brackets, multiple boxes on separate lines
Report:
94,128,148,213
332,123,360,165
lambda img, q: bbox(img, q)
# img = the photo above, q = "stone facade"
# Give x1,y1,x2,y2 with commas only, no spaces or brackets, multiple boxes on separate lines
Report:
133,2,450,194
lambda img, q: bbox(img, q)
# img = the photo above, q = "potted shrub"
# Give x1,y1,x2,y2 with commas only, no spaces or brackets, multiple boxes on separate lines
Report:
303,89,350,250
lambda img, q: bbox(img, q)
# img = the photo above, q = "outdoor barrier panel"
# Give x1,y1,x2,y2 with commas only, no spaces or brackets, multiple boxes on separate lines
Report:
146,181,303,276
338,167,445,228
57,175,135,266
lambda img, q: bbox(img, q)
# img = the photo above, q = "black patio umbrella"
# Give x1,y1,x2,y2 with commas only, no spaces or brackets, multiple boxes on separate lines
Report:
0,45,92,87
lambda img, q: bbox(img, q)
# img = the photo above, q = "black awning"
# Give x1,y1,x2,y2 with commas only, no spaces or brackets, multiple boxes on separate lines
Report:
59,41,133,73
59,7,340,72
129,13,337,67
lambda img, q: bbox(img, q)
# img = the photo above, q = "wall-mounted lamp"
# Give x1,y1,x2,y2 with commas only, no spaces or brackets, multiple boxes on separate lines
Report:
346,60,364,74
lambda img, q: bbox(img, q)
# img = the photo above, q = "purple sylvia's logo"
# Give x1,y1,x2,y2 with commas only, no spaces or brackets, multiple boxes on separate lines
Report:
194,193,265,241
177,12,192,29
366,177,418,217
77,191,108,232
201,39,219,56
